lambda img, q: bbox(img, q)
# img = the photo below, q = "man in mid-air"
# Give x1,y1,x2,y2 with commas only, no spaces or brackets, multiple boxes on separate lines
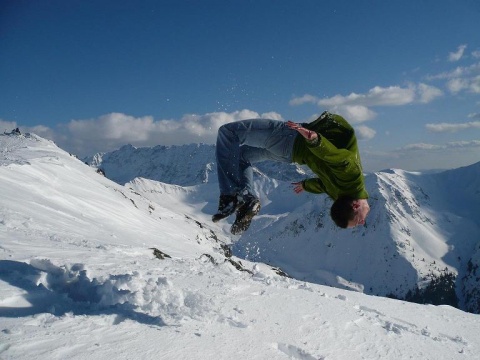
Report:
212,111,370,234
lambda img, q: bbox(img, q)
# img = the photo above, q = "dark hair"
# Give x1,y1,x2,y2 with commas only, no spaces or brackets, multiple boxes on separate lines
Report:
330,196,355,228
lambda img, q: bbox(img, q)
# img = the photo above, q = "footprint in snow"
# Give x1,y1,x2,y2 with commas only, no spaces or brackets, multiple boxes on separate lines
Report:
217,315,248,328
276,343,324,360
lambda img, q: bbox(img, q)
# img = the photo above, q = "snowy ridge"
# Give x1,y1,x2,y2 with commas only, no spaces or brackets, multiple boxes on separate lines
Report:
86,143,217,186
1,132,480,359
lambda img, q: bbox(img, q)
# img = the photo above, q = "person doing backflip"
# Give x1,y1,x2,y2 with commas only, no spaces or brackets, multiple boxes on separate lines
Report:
212,111,370,235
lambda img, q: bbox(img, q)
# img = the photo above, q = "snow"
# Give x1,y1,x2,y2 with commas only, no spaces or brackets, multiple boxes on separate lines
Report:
1,132,480,360
88,142,480,305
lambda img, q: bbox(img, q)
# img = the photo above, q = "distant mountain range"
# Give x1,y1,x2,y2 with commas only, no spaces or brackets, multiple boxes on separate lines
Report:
86,142,480,313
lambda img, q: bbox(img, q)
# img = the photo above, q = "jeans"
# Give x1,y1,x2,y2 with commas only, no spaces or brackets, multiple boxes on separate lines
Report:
216,119,298,196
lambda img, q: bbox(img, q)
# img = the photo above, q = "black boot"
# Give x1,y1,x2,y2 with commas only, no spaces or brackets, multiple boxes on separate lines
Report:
212,194,239,223
230,194,261,235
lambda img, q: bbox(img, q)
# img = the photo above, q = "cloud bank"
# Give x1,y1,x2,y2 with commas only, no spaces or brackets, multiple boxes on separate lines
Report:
290,83,443,123
401,140,480,151
427,61,480,94
426,120,480,133
18,110,280,157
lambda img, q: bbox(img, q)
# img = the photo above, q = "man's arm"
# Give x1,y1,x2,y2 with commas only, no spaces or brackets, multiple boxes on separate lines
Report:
287,120,352,164
303,178,326,194
292,179,325,194
286,121,318,144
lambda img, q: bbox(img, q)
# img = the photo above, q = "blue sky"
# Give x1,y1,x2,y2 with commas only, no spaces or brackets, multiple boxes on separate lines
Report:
1,0,480,171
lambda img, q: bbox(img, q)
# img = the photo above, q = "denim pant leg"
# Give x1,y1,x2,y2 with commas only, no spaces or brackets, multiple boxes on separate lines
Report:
215,119,297,195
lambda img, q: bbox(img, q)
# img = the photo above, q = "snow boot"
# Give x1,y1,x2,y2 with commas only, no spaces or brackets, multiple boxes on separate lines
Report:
230,194,261,235
212,194,240,223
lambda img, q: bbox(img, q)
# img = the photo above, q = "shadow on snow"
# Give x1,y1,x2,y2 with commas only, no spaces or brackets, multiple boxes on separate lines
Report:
0,260,165,327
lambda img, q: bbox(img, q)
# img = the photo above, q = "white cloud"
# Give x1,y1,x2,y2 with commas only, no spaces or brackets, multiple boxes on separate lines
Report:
0,119,18,133
318,86,416,107
427,62,480,94
68,113,156,141
2,121,60,148
355,125,376,140
401,143,443,151
472,50,480,59
448,44,467,62
290,84,442,113
468,112,480,120
417,83,444,103
470,75,480,93
401,140,480,150
426,120,480,133
446,78,470,93
289,94,318,106
427,62,480,80
445,74,480,94
329,105,377,123
288,84,442,126
446,140,480,148
260,111,284,120
27,125,56,139
50,110,281,157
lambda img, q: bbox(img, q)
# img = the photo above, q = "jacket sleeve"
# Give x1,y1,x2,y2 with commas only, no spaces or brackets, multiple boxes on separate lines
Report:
307,133,352,166
302,178,326,194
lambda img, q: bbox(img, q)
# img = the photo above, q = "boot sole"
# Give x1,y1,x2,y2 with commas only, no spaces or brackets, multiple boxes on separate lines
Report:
230,201,261,235
212,201,242,223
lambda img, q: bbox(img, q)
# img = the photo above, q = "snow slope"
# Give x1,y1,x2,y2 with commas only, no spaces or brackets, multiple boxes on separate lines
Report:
1,133,480,360
91,142,480,312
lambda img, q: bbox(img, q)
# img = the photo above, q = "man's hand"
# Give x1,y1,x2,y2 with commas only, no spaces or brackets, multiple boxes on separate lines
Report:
292,181,304,194
286,121,318,142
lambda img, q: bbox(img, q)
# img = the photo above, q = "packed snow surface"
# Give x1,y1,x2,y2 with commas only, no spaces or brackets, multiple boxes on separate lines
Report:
1,133,479,360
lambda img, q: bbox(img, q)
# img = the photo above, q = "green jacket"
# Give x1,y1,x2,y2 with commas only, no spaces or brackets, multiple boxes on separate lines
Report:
292,111,369,200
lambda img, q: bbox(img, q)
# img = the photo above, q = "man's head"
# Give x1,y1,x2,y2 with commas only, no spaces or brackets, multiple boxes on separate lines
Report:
330,197,370,228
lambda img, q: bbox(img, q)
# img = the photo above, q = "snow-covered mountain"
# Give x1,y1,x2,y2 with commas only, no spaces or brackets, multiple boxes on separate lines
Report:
86,144,217,186
2,132,480,360
85,143,311,186
89,142,480,313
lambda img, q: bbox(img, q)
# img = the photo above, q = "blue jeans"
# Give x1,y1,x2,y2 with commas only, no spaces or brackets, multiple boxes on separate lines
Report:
216,119,297,196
